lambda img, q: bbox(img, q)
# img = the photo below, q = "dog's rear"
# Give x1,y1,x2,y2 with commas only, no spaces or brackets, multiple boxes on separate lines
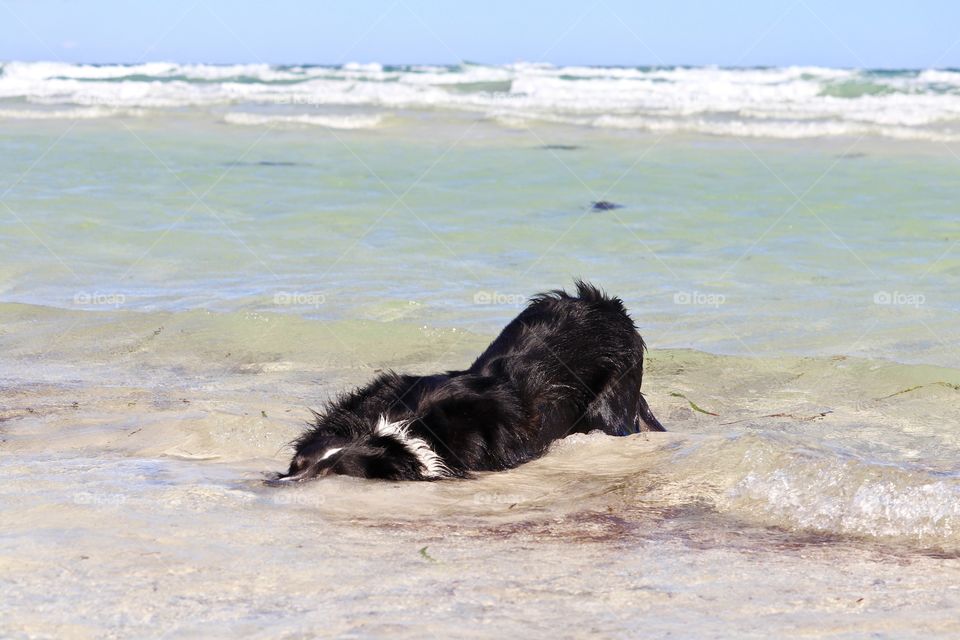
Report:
470,280,665,440
272,281,664,484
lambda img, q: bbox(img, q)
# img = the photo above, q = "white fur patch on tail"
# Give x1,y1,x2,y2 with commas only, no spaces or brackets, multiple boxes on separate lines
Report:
374,415,451,479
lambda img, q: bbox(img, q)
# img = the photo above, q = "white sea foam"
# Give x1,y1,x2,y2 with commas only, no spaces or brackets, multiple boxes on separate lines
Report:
654,432,960,547
222,112,384,129
3,61,960,140
0,106,125,119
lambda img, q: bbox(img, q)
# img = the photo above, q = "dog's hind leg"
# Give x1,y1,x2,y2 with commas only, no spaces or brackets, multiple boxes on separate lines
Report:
636,392,666,432
580,376,640,436
581,367,666,435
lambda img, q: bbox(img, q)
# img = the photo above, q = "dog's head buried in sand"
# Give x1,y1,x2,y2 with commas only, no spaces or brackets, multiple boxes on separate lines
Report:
268,281,665,484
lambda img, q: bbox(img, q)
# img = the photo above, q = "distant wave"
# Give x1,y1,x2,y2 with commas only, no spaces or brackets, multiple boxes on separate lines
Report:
3,61,960,140
222,111,384,129
0,106,138,119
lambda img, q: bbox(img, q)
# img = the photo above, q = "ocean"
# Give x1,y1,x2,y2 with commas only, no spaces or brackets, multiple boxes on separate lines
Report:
2,61,960,637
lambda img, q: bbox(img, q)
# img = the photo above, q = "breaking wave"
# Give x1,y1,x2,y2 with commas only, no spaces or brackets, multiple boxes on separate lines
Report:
3,61,960,140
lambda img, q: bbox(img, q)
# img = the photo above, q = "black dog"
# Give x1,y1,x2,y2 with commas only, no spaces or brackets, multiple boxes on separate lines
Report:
272,281,664,483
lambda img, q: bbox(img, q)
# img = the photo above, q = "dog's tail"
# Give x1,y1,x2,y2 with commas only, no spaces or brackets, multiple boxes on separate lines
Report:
637,393,666,432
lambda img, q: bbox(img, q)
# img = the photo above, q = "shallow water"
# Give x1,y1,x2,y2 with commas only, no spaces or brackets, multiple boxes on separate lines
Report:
2,63,960,637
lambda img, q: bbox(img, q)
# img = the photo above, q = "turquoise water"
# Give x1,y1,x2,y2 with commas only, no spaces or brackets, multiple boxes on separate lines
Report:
2,114,957,365
2,63,960,637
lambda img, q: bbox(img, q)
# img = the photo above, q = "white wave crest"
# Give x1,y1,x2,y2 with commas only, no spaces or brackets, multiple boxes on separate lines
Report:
0,106,135,119
222,112,384,129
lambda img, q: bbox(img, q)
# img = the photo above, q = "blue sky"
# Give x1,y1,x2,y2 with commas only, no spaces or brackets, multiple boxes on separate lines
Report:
1,0,958,68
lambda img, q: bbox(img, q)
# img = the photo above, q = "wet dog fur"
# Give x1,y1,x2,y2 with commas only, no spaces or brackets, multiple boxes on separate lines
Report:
271,281,665,483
